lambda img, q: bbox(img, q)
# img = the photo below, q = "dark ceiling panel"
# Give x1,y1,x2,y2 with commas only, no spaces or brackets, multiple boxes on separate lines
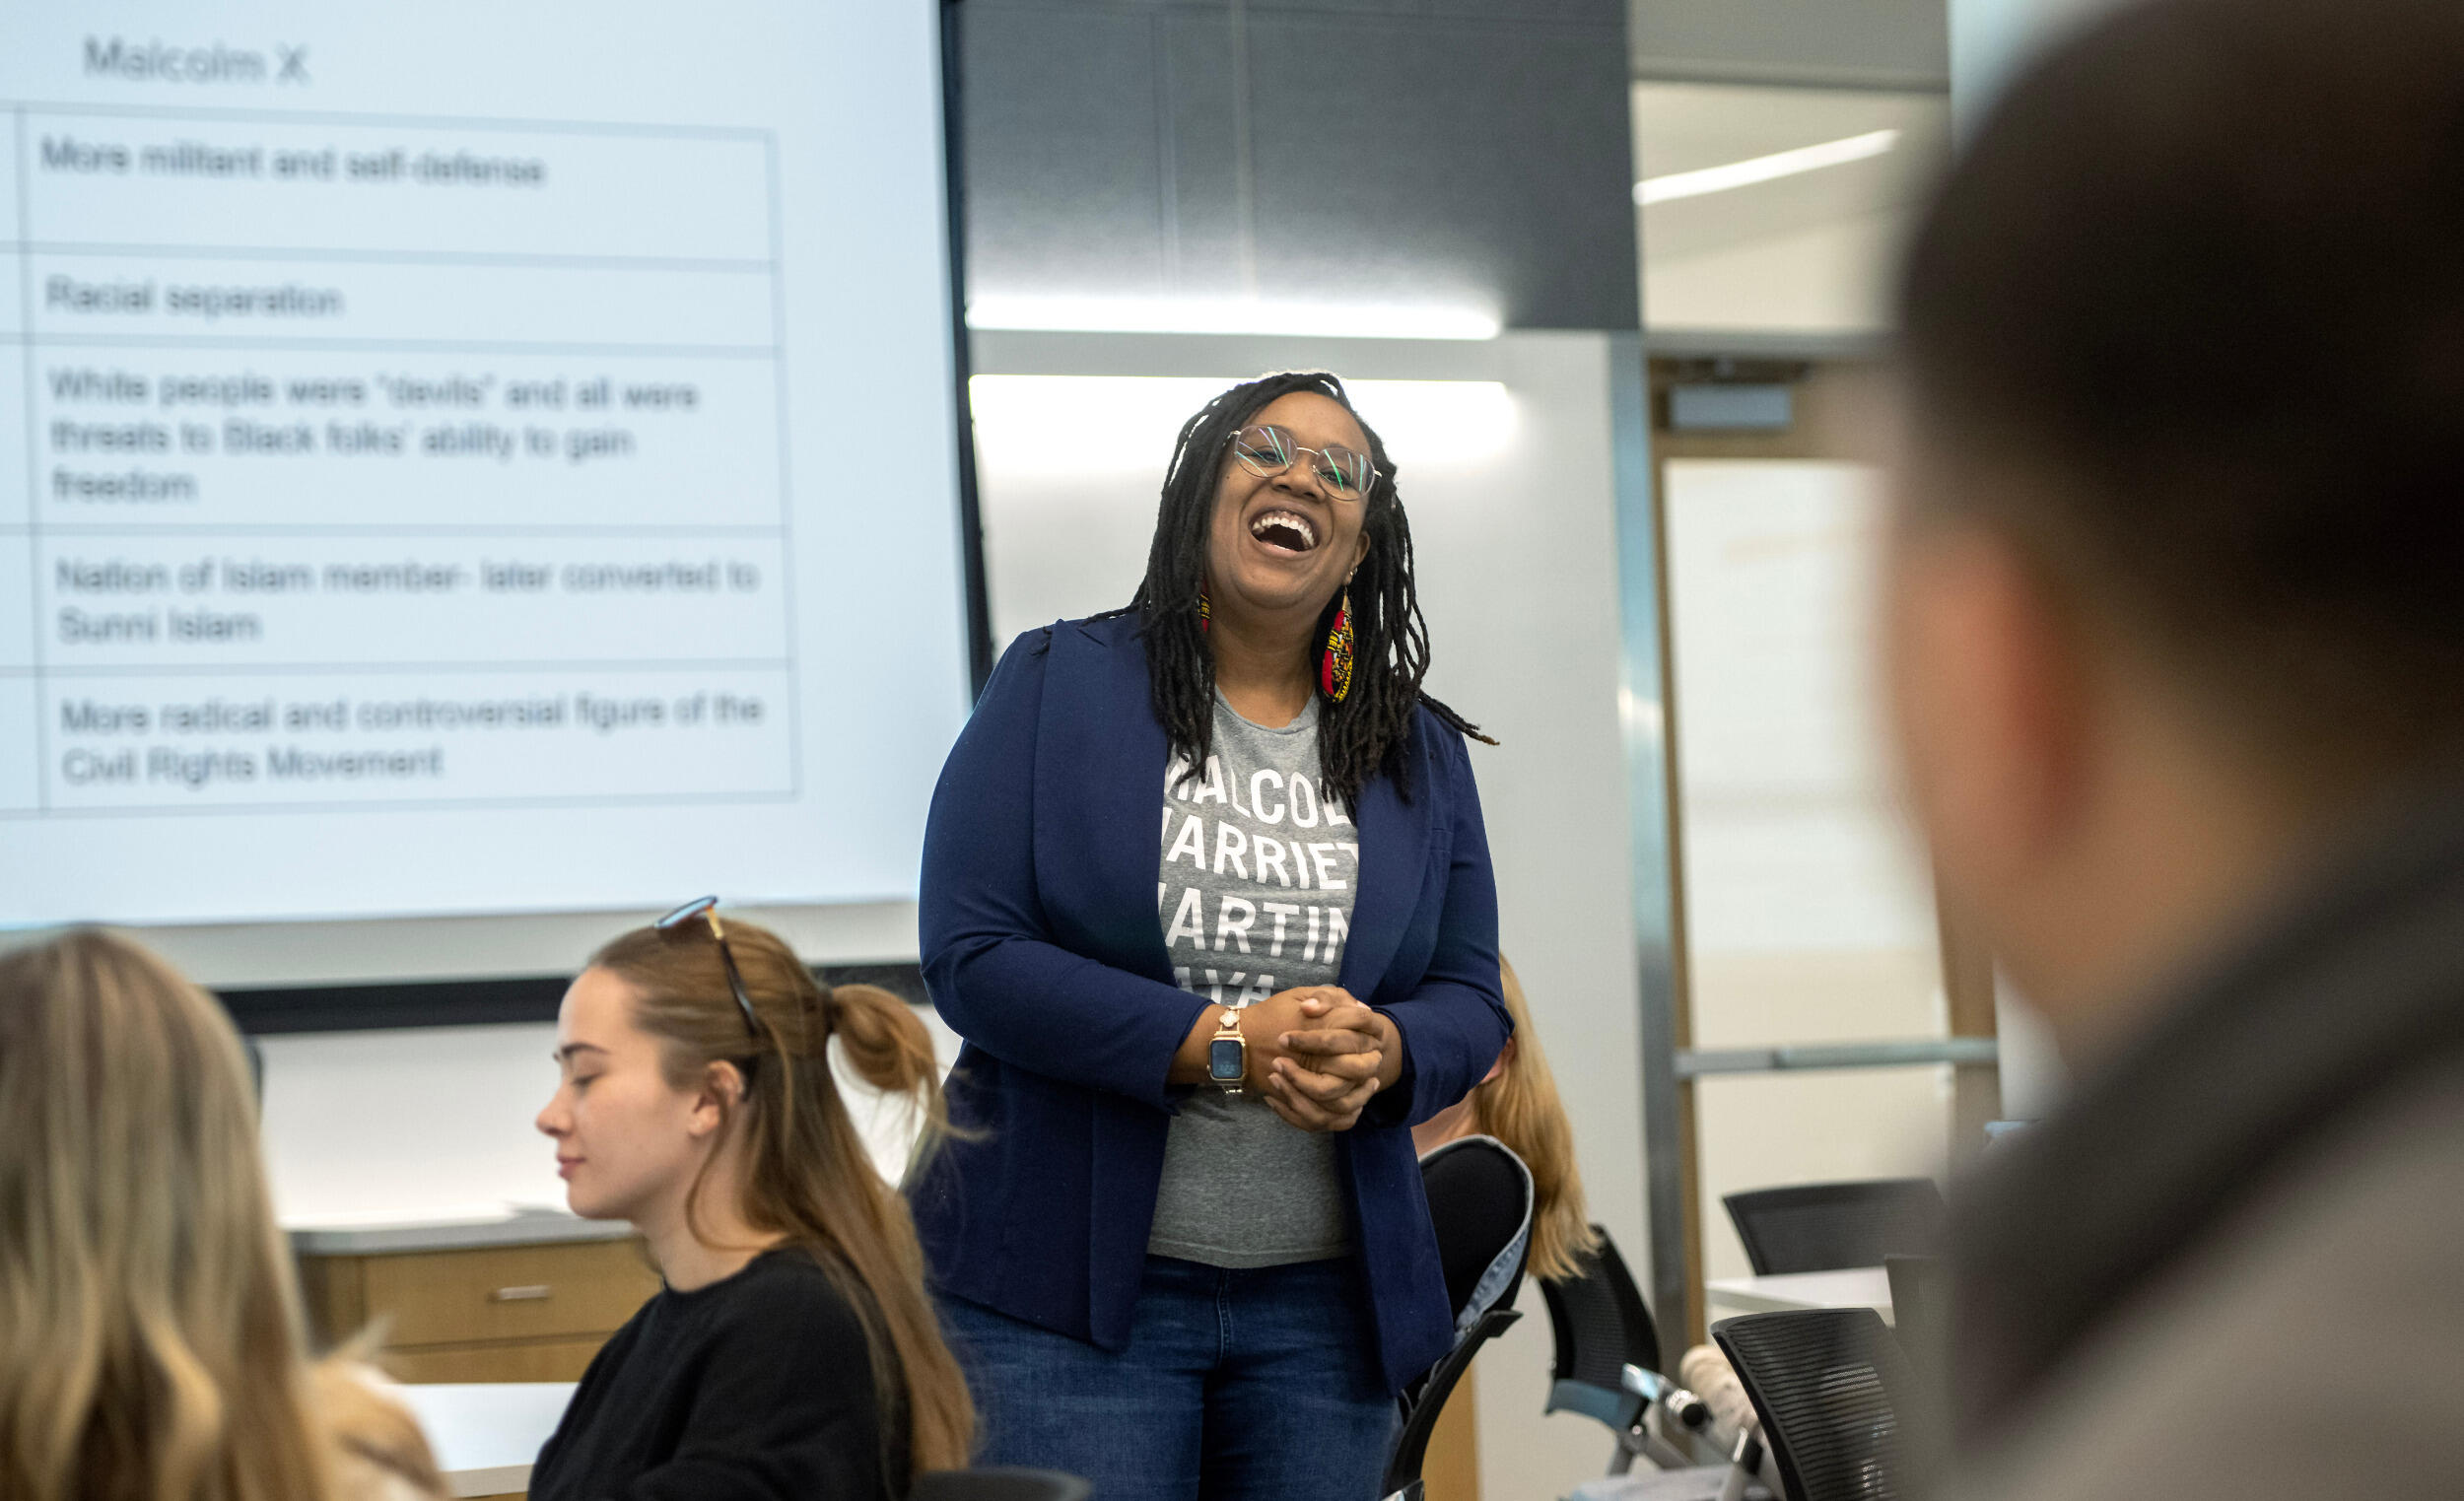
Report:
1629,0,1949,90
1245,12,1638,328
958,0,1639,330
960,9,1174,298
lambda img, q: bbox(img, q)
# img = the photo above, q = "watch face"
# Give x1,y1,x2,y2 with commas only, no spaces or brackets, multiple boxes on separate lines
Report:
1208,1037,1246,1081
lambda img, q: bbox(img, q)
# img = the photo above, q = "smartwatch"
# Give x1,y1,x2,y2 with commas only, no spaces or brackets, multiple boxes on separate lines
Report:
1207,1006,1248,1095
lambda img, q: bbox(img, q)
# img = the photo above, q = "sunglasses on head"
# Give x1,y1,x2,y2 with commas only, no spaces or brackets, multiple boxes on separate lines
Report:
654,895,761,1044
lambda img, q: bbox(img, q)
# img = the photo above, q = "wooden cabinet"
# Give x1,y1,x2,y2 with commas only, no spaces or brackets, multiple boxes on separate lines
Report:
299,1235,660,1384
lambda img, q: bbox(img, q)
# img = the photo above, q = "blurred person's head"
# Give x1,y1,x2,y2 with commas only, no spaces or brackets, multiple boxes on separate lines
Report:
1885,0,2464,1060
1413,955,1603,1282
1127,370,1487,806
0,929,342,1501
538,910,971,1472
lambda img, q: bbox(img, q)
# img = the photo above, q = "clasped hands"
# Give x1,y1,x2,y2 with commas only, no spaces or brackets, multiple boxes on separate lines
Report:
1176,987,1401,1132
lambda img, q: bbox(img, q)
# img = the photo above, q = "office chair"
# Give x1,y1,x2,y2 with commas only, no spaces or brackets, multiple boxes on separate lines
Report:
1383,1135,1535,1501
1882,1254,1952,1461
1383,1304,1521,1501
1544,1229,1742,1501
910,1467,1090,1501
1418,1134,1534,1330
1720,1178,1945,1275
1712,1308,1924,1501
1882,1255,1947,1371
1541,1228,1673,1465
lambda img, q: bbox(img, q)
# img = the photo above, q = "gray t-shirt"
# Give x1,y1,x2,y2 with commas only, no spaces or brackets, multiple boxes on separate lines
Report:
1147,692,1361,1267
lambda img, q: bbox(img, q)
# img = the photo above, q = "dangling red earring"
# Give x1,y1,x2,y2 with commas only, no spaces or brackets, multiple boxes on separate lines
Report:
1197,590,1210,633
1320,587,1354,703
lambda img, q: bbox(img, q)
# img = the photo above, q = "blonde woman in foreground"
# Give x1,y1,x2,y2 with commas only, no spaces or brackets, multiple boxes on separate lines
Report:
0,928,445,1501
1411,954,1602,1284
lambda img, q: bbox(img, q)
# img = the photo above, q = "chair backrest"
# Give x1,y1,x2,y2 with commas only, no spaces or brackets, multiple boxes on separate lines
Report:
910,1467,1091,1501
1419,1134,1535,1330
1383,1306,1520,1500
1713,1308,1920,1501
1538,1225,1663,1430
1882,1255,1947,1368
1721,1178,1945,1275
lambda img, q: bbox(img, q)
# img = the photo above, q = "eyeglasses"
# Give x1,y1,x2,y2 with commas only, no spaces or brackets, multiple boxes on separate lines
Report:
655,896,761,1044
1229,424,1376,501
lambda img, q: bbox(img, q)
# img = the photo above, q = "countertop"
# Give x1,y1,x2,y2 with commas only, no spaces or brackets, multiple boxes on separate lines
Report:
286,1203,635,1256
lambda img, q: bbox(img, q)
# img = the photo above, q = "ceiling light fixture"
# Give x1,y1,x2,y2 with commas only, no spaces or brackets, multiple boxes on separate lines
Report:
968,375,1516,464
965,296,1502,341
1634,128,1901,207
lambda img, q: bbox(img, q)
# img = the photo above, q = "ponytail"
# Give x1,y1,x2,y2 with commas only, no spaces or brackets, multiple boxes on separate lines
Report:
588,921,973,1478
826,981,951,1176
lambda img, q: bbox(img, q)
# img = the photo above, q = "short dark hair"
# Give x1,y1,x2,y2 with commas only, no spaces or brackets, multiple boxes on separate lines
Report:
1898,0,2464,781
1106,371,1488,809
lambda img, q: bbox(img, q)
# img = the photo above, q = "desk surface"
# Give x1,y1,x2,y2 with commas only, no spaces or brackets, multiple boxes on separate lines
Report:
395,1382,575,1499
1705,1266,1893,1321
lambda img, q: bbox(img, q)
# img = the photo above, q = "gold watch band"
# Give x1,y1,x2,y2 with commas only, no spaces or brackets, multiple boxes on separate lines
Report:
1214,1006,1246,1095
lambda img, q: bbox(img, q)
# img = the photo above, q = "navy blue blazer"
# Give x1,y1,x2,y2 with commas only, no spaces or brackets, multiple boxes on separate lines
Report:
910,612,1510,1394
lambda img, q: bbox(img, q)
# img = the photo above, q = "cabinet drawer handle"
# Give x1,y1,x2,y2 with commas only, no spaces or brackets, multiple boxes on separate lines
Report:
490,1285,553,1303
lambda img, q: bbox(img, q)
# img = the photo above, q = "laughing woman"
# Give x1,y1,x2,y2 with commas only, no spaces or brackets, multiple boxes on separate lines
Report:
915,371,1510,1499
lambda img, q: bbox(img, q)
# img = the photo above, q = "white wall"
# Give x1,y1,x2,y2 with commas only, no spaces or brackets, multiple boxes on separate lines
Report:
246,898,944,1229
1645,210,1909,340
260,1024,569,1226
969,328,1648,1501
1661,459,1954,1280
257,1014,956,1227
1631,81,1950,343
1948,0,2132,1120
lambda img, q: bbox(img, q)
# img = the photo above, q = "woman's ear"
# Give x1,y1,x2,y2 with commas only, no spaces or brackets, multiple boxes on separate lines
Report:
688,1060,746,1138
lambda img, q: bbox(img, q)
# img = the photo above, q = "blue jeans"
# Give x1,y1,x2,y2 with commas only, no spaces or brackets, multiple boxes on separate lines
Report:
939,1255,1399,1501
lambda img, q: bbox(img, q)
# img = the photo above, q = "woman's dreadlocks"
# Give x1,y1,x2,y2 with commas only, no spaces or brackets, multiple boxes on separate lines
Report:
1103,371,1494,809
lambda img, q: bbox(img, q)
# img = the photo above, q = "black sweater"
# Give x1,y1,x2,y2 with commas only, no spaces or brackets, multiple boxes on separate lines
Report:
529,1248,905,1501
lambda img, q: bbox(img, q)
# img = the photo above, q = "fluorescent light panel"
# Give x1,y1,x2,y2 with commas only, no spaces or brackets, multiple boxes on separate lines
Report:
968,375,1516,466
965,296,1502,342
1635,128,1901,206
